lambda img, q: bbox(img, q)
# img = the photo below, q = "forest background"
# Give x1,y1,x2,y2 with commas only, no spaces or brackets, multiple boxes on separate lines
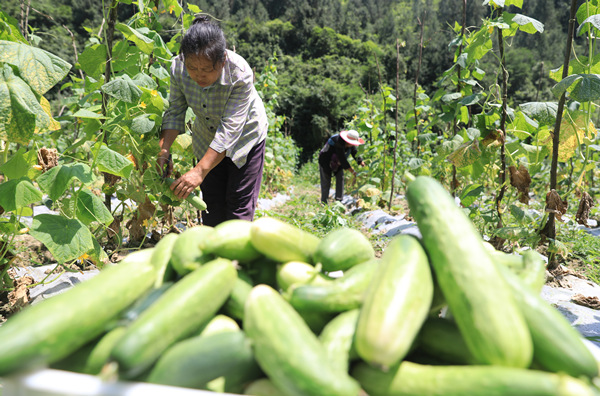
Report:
3,0,575,163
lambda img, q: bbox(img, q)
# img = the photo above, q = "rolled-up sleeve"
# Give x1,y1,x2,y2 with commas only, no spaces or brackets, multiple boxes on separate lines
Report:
209,71,254,153
161,60,188,133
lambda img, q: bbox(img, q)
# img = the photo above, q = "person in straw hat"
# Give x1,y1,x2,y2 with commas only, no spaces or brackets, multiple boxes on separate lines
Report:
318,129,366,204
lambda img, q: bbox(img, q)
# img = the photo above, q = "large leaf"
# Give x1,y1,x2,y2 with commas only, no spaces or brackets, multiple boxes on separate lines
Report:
115,23,154,55
541,111,597,162
0,177,42,212
93,144,134,178
0,147,38,179
101,74,143,103
0,63,39,144
37,163,95,201
78,44,107,79
0,11,27,43
460,183,484,207
130,114,156,134
505,13,544,34
76,189,114,226
577,14,600,36
552,74,600,102
447,139,482,168
29,214,94,264
0,40,71,95
519,102,557,126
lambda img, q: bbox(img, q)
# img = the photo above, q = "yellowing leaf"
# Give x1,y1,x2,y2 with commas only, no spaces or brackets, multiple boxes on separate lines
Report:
547,112,596,162
447,139,482,168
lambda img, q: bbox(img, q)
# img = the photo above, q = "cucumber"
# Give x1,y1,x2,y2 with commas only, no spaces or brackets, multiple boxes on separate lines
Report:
196,314,240,337
147,330,261,392
208,219,262,262
355,234,433,370
250,217,320,263
169,225,215,276
490,249,546,293
164,177,207,211
276,261,332,291
313,227,375,272
222,271,254,321
351,360,597,396
406,176,532,368
110,281,174,329
150,232,179,286
287,258,379,312
318,309,360,373
496,263,599,378
414,317,477,365
110,258,237,378
0,249,158,375
244,378,287,396
244,285,361,396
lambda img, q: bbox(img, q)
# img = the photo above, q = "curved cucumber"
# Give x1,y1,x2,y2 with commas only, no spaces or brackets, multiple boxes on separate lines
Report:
244,285,361,396
406,176,532,368
276,261,332,292
355,234,433,370
110,258,237,378
250,217,320,263
0,249,157,375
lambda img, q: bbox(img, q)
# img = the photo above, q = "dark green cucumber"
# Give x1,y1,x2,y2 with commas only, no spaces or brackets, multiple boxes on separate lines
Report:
351,360,596,396
286,258,379,312
222,271,254,321
147,330,261,392
250,217,320,263
355,234,433,370
318,309,360,373
0,249,158,375
169,225,215,276
414,317,477,365
406,176,532,368
208,219,262,262
110,258,237,378
244,285,361,396
496,263,599,378
313,227,375,272
164,177,207,211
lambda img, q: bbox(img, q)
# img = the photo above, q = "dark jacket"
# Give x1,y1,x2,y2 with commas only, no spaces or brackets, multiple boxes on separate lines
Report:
318,134,363,174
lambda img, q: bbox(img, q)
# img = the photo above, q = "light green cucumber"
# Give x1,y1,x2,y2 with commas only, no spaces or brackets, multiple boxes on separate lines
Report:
497,263,598,378
415,317,477,365
287,258,379,312
276,261,333,291
244,285,361,396
195,314,240,337
150,232,179,286
110,258,237,378
406,176,532,368
351,360,597,396
318,309,360,373
313,227,375,271
490,249,546,293
169,225,215,276
0,249,158,375
250,217,320,263
244,378,287,396
355,234,433,369
208,219,262,262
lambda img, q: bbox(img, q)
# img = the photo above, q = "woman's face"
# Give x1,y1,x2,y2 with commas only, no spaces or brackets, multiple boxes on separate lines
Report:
184,53,225,88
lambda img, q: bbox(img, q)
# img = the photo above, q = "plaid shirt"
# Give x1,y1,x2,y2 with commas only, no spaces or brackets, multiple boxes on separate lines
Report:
161,49,268,168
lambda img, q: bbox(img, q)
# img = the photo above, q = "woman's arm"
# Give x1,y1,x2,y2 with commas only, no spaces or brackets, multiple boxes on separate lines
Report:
170,147,226,199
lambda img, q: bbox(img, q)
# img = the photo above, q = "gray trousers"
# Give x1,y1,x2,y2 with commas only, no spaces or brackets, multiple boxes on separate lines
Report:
320,165,344,203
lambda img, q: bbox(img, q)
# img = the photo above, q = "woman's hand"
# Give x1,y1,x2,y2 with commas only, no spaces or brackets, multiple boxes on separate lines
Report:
157,150,172,179
171,168,204,200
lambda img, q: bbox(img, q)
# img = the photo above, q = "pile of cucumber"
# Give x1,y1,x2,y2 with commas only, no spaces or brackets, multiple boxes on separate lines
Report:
0,175,599,396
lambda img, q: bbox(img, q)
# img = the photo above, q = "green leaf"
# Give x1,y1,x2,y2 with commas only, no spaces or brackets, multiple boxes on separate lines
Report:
150,63,170,81
112,40,141,73
94,144,134,178
29,214,94,264
0,177,42,212
519,102,557,126
459,183,483,207
130,114,156,134
76,189,114,226
0,11,27,43
37,163,95,201
460,93,484,106
0,147,36,179
115,23,154,55
0,40,71,95
101,74,143,103
132,72,157,89
0,63,41,144
577,14,600,36
505,13,544,34
73,108,107,119
553,74,600,102
78,44,107,79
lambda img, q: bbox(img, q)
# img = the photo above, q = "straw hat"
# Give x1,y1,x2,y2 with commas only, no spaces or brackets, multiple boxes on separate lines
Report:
340,130,365,146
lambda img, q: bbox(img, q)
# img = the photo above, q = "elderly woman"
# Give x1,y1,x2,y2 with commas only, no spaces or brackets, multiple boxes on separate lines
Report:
157,15,268,226
318,130,366,204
